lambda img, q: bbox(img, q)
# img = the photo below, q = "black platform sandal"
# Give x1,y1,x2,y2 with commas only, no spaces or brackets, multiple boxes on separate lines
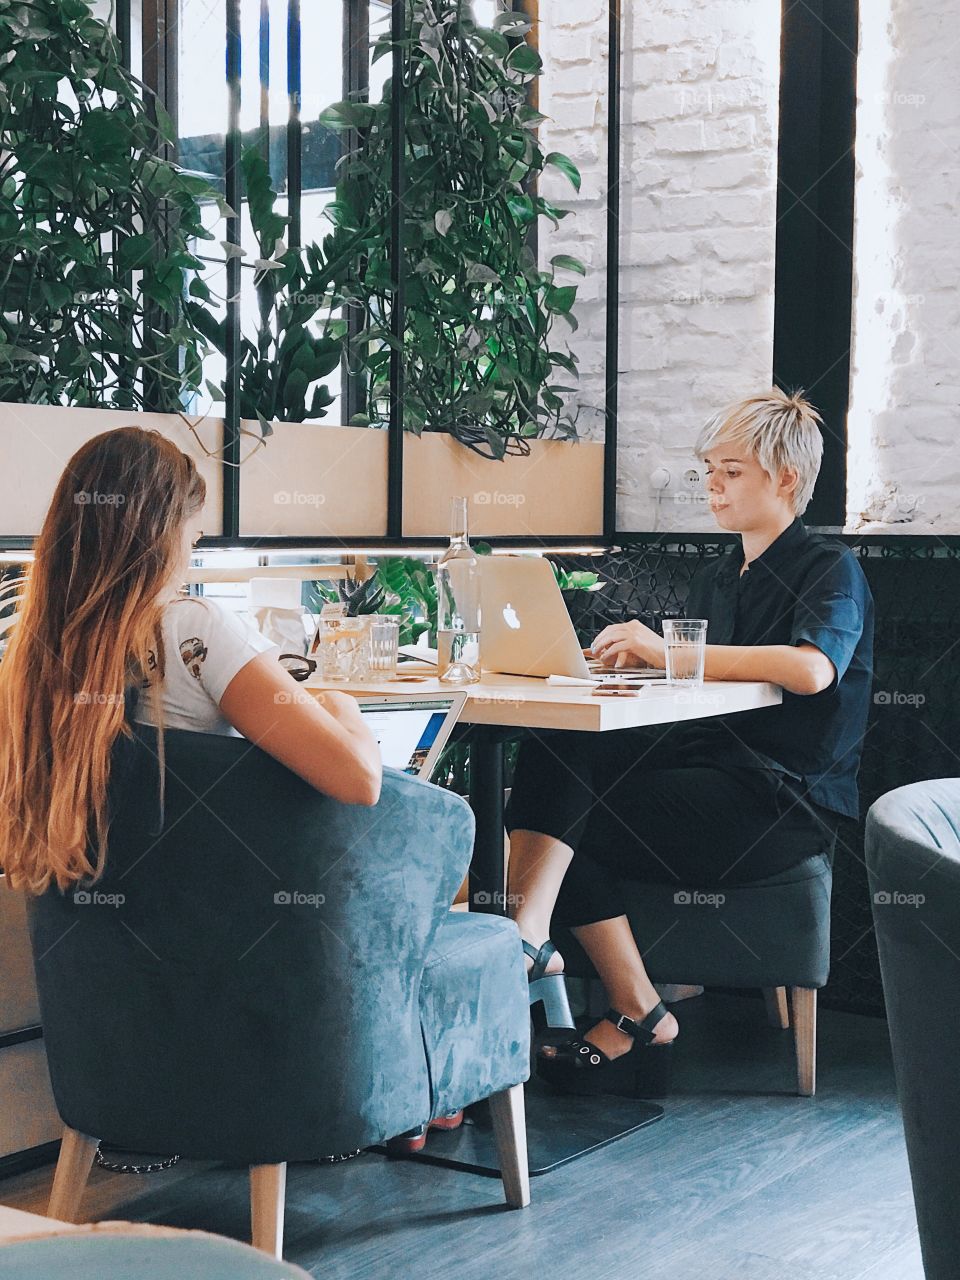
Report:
524,940,576,1031
537,1004,675,1099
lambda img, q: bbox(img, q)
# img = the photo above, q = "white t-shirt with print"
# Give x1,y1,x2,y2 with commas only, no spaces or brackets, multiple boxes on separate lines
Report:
133,597,281,737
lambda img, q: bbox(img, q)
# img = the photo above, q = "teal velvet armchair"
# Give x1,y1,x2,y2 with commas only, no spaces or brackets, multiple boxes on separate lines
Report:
27,724,531,1257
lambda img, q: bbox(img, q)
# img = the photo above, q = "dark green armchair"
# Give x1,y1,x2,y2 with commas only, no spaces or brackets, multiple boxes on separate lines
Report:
27,724,531,1258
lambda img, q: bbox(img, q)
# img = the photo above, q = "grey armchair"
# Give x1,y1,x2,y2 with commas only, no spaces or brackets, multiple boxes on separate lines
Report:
866,779,960,1280
27,724,531,1258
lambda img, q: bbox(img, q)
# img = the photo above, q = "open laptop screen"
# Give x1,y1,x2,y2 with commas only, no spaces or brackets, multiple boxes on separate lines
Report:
357,697,462,779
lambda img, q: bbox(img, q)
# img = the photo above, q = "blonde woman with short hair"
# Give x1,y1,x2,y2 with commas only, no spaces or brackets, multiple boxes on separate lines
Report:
506,388,874,1098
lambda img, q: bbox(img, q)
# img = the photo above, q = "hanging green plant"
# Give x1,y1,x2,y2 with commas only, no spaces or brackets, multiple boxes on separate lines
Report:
0,0,227,412
320,0,585,458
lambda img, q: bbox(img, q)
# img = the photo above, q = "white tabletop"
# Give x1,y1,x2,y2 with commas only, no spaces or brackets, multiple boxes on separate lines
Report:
305,666,781,732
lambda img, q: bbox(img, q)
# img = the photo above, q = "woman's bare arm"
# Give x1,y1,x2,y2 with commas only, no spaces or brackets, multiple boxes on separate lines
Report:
592,620,836,696
219,653,382,805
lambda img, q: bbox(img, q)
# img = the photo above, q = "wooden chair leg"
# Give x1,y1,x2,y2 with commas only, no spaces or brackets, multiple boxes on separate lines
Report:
250,1163,286,1258
47,1127,99,1223
763,986,790,1030
488,1083,530,1209
791,986,817,1096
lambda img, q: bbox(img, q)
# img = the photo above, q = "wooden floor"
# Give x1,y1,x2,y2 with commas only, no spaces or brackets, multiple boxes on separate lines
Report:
0,994,923,1280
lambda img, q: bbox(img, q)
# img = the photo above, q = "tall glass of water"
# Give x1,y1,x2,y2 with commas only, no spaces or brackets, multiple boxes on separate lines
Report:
662,618,707,687
437,496,481,685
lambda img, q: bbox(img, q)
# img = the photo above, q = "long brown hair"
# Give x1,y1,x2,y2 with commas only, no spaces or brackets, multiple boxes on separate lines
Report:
0,427,205,893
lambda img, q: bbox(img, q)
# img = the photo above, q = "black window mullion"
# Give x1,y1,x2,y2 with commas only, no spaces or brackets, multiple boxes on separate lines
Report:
342,0,371,428
773,0,858,528
259,0,271,161
116,0,132,71
387,0,405,539
287,0,302,248
224,0,242,541
605,0,621,542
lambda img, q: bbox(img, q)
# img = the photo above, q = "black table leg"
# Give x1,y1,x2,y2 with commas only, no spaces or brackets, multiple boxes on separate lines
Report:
466,724,508,914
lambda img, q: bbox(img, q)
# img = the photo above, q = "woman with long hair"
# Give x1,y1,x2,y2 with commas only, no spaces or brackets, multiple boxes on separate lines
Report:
0,427,381,896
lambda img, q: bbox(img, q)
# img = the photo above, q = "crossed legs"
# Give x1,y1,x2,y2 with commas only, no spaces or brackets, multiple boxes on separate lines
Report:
508,829,678,1055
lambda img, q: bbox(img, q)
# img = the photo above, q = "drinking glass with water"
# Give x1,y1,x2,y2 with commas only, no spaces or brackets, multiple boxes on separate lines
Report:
662,619,707,686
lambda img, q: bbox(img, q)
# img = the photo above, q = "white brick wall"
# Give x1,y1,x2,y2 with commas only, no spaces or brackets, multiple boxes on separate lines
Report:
847,0,960,532
540,0,781,531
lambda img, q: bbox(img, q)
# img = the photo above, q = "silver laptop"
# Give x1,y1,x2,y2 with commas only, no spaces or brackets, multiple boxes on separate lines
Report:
479,556,592,679
356,691,466,780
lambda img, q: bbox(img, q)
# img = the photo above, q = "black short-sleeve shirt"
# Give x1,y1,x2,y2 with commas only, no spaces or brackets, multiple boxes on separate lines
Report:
680,518,874,820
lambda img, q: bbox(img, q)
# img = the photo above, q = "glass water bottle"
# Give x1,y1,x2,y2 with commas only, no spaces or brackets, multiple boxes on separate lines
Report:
436,497,481,685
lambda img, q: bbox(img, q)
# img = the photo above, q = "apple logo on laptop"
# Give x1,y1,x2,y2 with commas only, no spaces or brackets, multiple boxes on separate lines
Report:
502,602,521,629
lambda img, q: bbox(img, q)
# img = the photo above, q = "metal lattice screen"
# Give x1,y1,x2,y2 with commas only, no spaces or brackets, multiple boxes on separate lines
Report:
551,537,960,1016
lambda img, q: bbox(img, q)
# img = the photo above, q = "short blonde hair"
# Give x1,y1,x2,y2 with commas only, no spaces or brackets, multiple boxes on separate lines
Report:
694,387,824,515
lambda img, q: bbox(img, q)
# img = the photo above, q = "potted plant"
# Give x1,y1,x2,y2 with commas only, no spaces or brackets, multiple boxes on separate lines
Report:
344,1,602,535
0,0,230,534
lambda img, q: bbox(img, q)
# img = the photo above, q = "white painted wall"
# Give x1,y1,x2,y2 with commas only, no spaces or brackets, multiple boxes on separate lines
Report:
847,0,960,532
540,0,782,532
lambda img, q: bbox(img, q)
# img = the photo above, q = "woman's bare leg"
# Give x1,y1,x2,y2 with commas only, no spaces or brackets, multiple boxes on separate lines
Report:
541,916,678,1058
508,833,678,1052
507,829,573,976
573,916,678,1051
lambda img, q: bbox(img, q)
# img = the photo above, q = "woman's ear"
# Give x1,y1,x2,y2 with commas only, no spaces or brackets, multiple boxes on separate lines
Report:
779,466,800,500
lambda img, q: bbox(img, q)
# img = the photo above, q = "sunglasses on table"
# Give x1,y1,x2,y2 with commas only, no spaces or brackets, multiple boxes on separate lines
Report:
278,653,317,682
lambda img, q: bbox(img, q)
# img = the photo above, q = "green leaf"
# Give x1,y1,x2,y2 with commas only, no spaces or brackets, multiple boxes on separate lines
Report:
550,254,587,276
117,233,154,274
544,152,582,192
493,13,532,36
318,101,381,131
544,285,577,314
505,43,542,77
465,262,501,285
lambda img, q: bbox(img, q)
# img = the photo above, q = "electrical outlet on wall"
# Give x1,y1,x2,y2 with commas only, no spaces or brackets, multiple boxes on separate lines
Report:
649,462,706,502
